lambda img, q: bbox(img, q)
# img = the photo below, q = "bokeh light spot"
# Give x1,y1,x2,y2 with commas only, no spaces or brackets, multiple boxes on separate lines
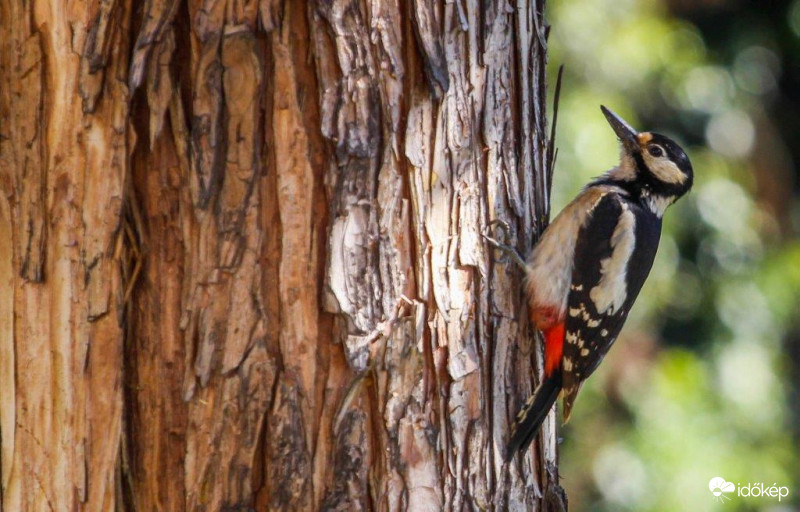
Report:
705,109,755,158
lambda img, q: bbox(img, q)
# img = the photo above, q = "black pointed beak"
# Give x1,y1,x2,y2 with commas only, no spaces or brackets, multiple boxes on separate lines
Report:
601,106,639,152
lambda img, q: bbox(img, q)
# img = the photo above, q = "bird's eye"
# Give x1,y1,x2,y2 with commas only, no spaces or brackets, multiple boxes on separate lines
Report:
648,146,663,157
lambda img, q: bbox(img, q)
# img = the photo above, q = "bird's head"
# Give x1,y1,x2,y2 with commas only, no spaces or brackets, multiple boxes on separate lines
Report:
600,106,694,216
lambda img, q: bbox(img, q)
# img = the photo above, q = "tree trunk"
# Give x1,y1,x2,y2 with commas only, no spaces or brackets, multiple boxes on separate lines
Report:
0,1,563,510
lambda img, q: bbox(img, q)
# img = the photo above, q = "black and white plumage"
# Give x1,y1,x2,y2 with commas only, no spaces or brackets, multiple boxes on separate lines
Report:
506,106,694,459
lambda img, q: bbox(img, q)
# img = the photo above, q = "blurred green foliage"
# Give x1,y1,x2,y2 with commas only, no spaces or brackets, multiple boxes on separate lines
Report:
547,0,800,510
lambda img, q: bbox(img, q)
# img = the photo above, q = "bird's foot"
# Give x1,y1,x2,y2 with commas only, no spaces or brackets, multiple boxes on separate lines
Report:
482,220,528,271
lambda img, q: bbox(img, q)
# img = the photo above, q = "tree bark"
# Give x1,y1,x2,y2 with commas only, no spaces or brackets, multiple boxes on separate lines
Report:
0,1,563,510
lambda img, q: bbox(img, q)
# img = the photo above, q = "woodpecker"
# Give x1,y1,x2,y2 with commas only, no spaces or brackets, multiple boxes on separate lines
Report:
504,106,694,459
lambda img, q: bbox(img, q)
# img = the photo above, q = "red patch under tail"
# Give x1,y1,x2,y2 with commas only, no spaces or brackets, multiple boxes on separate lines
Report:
543,322,565,377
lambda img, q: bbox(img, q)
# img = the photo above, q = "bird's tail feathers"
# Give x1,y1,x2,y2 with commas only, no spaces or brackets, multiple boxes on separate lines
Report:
506,373,562,460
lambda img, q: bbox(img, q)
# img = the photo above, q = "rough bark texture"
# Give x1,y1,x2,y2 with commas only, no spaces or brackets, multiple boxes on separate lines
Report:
0,0,562,510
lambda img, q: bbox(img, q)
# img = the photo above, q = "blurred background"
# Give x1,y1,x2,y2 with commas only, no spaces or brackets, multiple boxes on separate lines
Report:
547,0,800,510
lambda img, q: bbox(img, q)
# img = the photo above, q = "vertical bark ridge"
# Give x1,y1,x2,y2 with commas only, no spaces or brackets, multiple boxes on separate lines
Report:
125,129,190,511
0,0,133,509
0,2,46,284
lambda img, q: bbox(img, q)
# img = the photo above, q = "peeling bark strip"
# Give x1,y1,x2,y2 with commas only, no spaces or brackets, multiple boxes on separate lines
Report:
1,0,560,510
2,23,46,282
129,0,181,91
411,0,449,99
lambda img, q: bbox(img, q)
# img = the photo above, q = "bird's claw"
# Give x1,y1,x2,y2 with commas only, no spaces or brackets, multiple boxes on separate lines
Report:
483,221,528,271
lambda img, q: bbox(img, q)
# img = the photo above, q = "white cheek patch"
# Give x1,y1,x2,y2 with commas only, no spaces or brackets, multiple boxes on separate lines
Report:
590,205,636,314
643,153,687,185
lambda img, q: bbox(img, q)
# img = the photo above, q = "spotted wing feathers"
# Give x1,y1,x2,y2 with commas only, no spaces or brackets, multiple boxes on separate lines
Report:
561,192,660,420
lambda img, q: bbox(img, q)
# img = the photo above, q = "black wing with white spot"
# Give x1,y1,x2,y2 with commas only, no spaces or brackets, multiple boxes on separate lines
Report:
560,191,662,419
